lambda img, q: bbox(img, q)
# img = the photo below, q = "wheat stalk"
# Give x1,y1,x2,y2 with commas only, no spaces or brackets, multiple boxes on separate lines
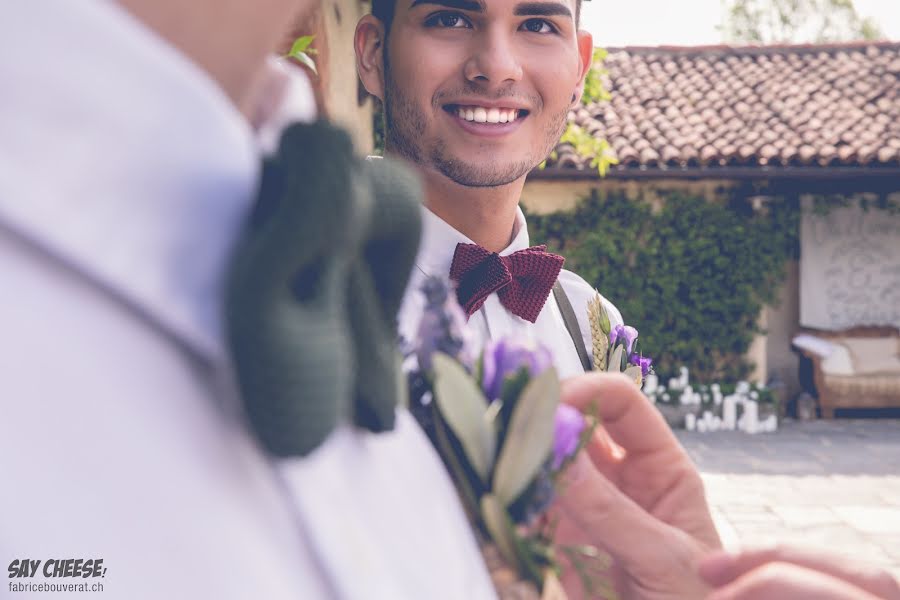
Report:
587,294,609,371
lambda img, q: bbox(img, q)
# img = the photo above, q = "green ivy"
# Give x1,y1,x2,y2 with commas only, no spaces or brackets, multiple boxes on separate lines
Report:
540,48,617,177
581,48,611,106
528,191,802,383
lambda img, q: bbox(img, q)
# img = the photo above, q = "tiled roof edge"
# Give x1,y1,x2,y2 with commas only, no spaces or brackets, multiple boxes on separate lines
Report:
529,165,900,181
604,40,900,56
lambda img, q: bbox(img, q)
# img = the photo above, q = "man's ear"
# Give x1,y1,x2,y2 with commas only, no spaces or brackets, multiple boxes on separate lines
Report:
570,30,594,108
355,15,387,101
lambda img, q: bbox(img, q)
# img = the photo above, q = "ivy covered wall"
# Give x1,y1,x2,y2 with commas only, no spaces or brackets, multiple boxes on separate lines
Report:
528,187,802,383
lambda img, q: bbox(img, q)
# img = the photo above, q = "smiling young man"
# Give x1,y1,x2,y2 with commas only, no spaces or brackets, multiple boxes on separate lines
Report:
356,0,622,377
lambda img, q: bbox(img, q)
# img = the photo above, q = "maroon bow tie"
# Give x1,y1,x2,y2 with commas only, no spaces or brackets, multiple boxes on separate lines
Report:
449,243,564,323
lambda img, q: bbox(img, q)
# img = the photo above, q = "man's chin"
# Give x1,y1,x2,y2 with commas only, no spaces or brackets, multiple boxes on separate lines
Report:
434,156,534,188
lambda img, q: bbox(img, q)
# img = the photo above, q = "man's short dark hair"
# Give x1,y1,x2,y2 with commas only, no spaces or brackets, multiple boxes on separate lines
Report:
372,0,582,35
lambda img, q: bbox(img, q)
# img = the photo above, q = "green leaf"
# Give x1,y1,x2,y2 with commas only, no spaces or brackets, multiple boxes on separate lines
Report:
288,35,315,56
607,345,624,373
480,494,521,571
292,51,318,75
623,365,643,387
492,367,560,506
432,353,496,483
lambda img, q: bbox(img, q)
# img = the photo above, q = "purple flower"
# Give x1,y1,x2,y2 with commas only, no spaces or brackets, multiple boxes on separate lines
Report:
416,277,473,371
553,404,585,469
610,324,639,354
623,326,639,353
609,324,625,347
629,352,654,378
481,339,552,402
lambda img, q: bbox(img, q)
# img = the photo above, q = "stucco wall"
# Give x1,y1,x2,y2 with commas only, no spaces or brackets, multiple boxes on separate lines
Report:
520,178,740,214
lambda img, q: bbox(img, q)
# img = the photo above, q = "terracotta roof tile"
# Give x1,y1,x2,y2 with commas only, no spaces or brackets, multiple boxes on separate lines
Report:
544,42,900,175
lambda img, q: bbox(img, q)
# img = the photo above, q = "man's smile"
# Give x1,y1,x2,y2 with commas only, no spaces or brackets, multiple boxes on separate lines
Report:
442,102,530,136
451,105,522,123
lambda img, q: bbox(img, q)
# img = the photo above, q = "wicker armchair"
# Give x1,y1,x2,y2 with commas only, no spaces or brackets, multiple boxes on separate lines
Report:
794,326,900,418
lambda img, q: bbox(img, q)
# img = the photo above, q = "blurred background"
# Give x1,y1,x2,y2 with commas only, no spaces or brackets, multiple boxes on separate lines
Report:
583,0,900,47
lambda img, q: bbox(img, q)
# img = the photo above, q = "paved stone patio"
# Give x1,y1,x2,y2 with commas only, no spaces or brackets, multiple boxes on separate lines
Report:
676,420,900,581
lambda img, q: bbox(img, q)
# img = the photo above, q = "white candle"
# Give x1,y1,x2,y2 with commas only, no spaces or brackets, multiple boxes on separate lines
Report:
644,373,658,395
685,413,696,431
723,396,737,430
743,400,758,433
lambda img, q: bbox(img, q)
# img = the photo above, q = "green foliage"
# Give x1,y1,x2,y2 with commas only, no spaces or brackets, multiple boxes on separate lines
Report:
582,48,611,106
541,48,617,177
287,35,318,75
558,124,619,177
528,191,803,383
720,0,884,43
372,102,385,156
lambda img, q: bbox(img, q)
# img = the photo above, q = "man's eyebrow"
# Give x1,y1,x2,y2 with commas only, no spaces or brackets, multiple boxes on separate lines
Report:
410,0,485,12
513,1,572,18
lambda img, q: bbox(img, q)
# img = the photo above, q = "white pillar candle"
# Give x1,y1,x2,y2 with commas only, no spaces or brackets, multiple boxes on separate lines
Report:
644,373,658,395
685,413,696,431
743,400,758,433
722,396,737,430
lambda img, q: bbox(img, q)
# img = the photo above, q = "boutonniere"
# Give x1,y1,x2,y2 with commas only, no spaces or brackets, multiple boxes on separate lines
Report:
406,277,608,599
587,293,653,386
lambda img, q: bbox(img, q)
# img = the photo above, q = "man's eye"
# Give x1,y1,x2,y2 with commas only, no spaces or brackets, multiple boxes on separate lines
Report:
521,18,555,33
425,12,471,28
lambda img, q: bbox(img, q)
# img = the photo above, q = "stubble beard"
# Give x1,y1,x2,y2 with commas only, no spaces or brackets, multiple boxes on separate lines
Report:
382,66,570,188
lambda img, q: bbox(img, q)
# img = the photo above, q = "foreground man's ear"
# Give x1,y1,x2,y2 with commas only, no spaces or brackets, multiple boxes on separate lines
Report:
355,16,387,101
571,30,594,108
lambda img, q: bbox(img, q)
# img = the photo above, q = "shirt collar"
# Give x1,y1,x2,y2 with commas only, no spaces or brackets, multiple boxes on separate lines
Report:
0,0,260,362
415,205,531,278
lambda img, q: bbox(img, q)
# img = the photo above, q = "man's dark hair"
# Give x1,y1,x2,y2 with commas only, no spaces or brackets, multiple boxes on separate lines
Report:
372,0,582,35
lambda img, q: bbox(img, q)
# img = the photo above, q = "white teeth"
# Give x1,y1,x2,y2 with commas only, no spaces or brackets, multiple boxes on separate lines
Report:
456,106,520,123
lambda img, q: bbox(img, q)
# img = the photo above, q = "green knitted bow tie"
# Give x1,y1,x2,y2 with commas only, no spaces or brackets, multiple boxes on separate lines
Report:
225,120,422,457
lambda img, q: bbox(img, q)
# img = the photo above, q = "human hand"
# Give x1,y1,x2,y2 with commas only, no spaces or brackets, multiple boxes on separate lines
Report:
698,545,900,600
550,372,722,599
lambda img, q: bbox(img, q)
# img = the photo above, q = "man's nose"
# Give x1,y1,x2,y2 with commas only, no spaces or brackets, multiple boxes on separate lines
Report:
463,29,524,86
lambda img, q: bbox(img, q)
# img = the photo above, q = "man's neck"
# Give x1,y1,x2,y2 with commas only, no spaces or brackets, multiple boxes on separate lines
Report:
417,168,525,253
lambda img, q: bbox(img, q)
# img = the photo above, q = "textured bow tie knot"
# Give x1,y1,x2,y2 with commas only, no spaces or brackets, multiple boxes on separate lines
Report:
449,242,564,323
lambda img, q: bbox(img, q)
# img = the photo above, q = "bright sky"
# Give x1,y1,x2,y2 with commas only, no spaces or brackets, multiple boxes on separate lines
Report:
582,0,900,47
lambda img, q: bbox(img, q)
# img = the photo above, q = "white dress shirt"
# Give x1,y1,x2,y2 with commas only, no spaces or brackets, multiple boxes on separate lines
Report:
0,2,493,599
399,206,623,379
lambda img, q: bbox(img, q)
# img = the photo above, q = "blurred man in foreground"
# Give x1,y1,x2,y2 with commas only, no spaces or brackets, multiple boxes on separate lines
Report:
0,1,491,597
